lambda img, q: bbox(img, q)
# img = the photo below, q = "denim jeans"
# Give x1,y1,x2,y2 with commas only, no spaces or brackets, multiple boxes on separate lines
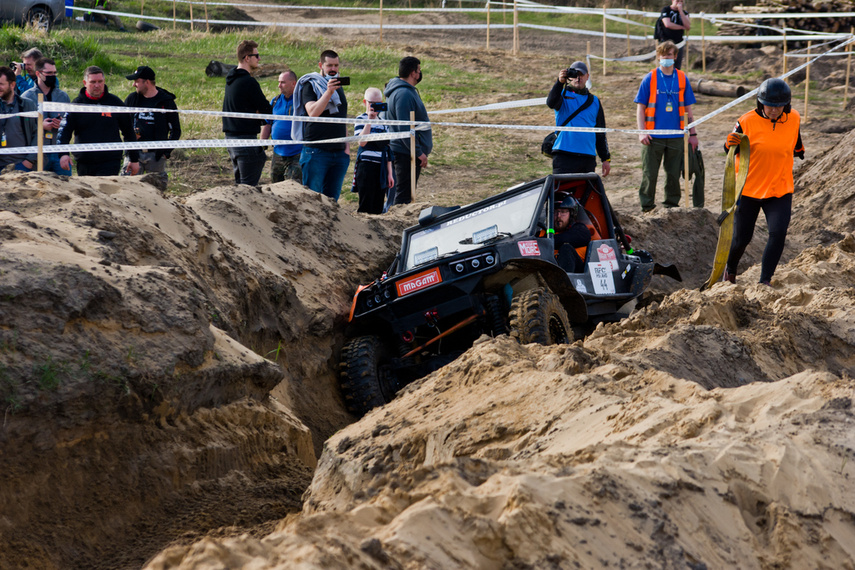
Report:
16,153,71,176
300,147,350,201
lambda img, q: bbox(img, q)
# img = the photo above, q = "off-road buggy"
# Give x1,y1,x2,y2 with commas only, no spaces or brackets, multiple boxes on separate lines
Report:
340,173,680,416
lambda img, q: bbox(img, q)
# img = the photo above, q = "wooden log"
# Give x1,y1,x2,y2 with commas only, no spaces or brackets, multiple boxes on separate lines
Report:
692,78,747,97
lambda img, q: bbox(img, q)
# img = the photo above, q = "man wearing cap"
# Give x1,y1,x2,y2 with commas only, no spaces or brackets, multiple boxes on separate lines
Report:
57,65,139,176
546,60,611,177
124,65,181,186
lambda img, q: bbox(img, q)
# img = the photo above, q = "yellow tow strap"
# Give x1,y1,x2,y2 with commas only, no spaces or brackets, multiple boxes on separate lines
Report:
700,135,750,290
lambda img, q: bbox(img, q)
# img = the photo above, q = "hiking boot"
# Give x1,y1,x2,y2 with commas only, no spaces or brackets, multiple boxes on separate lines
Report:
759,279,771,286
723,268,736,284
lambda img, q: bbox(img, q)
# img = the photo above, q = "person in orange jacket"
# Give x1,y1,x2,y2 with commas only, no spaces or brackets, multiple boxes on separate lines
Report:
723,78,805,286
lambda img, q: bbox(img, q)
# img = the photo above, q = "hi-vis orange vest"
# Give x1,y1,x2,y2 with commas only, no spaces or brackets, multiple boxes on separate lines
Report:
644,69,687,130
736,108,802,200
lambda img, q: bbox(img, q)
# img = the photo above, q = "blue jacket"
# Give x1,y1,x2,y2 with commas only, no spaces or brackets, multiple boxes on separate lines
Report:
384,77,432,157
546,83,610,161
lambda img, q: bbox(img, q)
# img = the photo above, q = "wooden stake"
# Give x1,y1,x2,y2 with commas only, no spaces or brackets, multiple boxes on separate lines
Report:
513,0,519,55
189,1,194,31
587,40,591,70
602,7,607,76
626,6,630,56
173,0,176,29
845,28,853,109
141,0,145,16
701,14,706,73
683,111,689,208
410,110,417,201
379,0,383,42
37,93,44,172
204,0,209,32
804,40,811,121
782,28,787,75
486,1,490,50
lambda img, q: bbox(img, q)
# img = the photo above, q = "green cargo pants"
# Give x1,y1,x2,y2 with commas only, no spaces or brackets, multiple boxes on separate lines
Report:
639,137,683,211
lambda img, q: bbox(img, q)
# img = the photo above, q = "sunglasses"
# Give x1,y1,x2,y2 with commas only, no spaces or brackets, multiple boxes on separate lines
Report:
247,53,260,58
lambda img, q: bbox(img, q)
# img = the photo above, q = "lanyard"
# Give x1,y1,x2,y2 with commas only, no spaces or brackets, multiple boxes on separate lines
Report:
658,69,678,106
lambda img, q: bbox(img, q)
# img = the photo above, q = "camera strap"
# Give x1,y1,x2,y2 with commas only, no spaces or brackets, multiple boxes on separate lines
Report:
557,93,594,131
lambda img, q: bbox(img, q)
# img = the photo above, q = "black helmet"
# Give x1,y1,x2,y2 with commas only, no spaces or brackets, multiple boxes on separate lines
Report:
757,78,791,110
556,196,580,219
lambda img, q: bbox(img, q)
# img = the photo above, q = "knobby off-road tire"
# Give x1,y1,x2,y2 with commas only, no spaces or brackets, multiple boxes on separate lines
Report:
509,287,572,346
339,335,396,417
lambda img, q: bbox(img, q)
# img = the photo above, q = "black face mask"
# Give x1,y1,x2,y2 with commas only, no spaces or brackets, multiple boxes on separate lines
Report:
416,70,423,84
42,75,57,89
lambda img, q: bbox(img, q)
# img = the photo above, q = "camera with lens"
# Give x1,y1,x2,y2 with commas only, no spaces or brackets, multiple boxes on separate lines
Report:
370,101,388,112
565,67,582,79
9,62,19,71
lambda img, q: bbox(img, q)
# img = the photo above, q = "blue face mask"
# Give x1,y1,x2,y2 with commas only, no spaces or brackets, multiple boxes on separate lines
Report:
659,58,675,68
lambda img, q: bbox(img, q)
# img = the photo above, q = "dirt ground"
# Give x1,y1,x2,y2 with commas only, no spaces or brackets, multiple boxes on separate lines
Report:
1,6,854,570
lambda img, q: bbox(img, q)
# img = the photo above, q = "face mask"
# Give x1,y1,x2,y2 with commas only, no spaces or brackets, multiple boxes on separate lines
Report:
416,71,423,84
324,72,337,80
43,75,57,89
659,58,675,68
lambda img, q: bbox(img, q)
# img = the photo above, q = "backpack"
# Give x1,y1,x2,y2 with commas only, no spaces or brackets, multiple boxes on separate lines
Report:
654,16,665,41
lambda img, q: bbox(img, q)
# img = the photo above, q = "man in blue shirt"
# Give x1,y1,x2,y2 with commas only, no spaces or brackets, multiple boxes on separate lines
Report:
261,70,302,183
634,41,698,212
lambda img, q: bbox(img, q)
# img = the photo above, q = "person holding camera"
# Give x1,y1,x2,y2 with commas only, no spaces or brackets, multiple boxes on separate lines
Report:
352,87,394,214
21,57,71,176
293,49,350,200
13,48,42,97
657,0,691,70
261,70,302,184
546,61,611,177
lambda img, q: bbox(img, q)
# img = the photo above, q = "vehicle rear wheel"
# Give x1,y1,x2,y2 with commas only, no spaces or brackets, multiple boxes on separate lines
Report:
27,6,52,32
509,287,571,345
339,335,397,417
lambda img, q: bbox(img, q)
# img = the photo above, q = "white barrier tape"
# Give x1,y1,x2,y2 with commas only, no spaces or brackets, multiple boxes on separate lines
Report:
431,97,546,115
0,111,39,120
587,41,685,63
704,14,836,37
786,37,846,54
688,34,855,131
40,101,434,130
0,130,412,155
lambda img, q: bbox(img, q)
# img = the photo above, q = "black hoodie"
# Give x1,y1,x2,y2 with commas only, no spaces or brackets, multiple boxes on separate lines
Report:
124,87,181,160
57,86,139,164
222,67,271,136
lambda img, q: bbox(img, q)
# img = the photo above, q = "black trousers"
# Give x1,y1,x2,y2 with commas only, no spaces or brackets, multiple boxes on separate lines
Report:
354,160,385,214
726,193,792,283
77,159,121,176
393,153,421,205
552,152,596,175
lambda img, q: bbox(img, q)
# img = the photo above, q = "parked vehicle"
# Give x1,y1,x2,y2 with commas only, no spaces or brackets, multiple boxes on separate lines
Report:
1,0,68,32
339,173,682,416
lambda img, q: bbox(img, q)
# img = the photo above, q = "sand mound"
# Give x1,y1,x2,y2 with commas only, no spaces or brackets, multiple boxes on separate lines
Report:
147,234,855,569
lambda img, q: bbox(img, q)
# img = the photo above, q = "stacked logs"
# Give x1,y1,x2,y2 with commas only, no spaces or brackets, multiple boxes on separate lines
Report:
717,0,855,36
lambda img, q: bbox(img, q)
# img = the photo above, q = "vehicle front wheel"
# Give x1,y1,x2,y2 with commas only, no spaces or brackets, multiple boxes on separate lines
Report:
509,287,572,346
339,335,397,417
27,7,52,32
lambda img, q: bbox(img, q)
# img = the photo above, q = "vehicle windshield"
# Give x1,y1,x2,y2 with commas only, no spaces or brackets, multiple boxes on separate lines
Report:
404,186,542,271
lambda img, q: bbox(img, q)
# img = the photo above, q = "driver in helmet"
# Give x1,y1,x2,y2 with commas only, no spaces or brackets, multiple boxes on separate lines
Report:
553,195,591,273
722,78,804,286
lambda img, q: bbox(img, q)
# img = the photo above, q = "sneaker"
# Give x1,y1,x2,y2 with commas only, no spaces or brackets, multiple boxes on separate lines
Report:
759,279,771,286
723,268,736,284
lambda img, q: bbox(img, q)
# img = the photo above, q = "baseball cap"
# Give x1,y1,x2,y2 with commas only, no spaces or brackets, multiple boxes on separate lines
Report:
126,66,155,81
569,61,588,75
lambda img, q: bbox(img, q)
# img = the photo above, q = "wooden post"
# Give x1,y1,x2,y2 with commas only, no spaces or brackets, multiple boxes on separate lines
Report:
141,0,145,16
683,111,689,208
189,1,194,31
845,28,853,109
410,110,417,201
804,40,811,121
626,6,630,56
486,1,490,50
37,93,44,172
587,40,591,70
701,14,706,73
204,0,209,32
782,28,787,75
379,0,383,42
602,7,607,76
173,0,176,29
513,0,519,55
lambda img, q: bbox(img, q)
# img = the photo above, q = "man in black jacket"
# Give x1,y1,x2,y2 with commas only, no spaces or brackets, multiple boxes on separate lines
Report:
58,66,139,176
222,40,272,186
124,65,181,186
